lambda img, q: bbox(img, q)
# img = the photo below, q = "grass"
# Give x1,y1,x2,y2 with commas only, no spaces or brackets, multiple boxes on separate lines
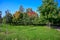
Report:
0,24,60,40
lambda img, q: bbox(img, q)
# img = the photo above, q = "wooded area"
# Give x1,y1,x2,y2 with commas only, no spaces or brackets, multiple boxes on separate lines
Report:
0,0,60,26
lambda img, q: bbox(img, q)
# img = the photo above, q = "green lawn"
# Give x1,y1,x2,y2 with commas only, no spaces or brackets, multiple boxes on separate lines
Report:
0,24,60,40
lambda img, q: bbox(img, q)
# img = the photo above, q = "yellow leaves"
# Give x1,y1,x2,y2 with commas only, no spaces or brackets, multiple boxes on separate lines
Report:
13,11,20,20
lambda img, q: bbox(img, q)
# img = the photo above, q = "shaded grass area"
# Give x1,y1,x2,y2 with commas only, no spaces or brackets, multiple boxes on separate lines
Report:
0,24,60,40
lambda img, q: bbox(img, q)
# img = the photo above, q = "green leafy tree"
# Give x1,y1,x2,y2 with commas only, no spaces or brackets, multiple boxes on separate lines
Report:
56,7,60,25
5,10,12,24
38,0,59,26
0,11,2,23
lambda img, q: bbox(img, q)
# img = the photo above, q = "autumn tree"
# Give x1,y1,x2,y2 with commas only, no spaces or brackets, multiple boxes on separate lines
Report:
26,8,38,25
26,8,32,13
13,11,20,24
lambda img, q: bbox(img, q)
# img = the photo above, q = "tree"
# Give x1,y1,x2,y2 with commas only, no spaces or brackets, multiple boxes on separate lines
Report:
13,11,20,24
26,8,38,25
5,10,12,24
0,11,2,23
13,5,25,25
19,5,24,13
38,0,58,26
26,8,32,13
56,7,60,25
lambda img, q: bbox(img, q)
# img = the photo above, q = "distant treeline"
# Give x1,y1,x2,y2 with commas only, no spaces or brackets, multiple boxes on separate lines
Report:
0,0,60,26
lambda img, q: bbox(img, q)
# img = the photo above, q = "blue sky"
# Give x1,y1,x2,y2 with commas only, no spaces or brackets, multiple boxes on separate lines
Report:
0,0,60,17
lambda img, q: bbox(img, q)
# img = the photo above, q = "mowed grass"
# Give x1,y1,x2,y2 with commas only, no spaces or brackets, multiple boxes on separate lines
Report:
0,24,60,40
